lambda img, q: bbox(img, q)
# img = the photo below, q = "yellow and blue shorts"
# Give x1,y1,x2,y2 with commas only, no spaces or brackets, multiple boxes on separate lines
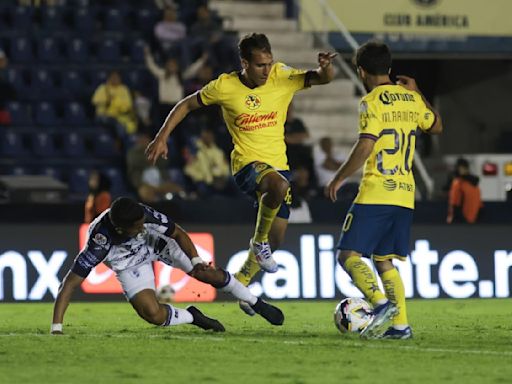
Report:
233,162,292,219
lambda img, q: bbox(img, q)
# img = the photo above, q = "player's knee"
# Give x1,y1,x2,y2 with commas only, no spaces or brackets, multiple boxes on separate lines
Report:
140,304,164,325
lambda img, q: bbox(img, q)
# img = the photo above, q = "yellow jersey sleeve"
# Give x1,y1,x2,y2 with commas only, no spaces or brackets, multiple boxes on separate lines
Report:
358,99,380,140
198,77,223,106
275,63,310,93
415,92,436,132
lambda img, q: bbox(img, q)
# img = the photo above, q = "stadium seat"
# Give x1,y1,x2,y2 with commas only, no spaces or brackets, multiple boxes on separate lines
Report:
7,102,32,126
12,6,32,31
73,8,95,34
31,69,58,101
10,166,31,176
64,102,90,126
37,37,62,63
10,37,33,63
35,102,61,127
62,132,87,157
94,131,117,157
0,130,28,157
62,70,87,97
103,8,125,32
68,167,90,195
66,38,89,63
130,39,146,63
135,8,158,36
40,6,65,31
32,132,59,157
102,166,126,195
39,166,63,181
96,39,121,63
5,68,30,96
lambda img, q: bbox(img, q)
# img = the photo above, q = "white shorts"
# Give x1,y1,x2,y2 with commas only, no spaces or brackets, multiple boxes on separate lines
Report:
116,238,194,300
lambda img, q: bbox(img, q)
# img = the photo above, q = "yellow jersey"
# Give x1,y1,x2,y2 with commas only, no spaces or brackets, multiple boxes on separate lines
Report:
197,62,310,174
354,84,436,209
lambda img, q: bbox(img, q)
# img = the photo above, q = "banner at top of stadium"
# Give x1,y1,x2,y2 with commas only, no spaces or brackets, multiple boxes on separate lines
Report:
300,0,512,37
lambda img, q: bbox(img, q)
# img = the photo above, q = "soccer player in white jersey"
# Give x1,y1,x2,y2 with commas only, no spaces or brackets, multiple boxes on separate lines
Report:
326,41,442,339
51,197,284,334
146,33,336,315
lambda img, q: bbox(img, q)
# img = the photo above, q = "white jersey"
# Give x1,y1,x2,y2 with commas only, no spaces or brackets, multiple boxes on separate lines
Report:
72,205,176,276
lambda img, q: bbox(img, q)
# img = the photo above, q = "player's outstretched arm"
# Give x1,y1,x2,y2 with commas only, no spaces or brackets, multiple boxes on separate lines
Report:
396,75,443,135
308,52,337,86
51,271,85,335
326,138,375,202
145,93,202,165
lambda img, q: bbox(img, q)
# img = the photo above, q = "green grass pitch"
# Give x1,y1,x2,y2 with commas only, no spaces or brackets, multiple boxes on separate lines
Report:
1,299,511,384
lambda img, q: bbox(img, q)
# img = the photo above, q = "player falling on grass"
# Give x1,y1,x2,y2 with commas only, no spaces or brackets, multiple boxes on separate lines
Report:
146,33,335,314
326,41,443,339
51,197,283,335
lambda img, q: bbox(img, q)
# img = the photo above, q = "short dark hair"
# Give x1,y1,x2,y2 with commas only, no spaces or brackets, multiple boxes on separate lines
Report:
109,197,144,228
456,157,469,169
354,41,392,75
238,33,272,61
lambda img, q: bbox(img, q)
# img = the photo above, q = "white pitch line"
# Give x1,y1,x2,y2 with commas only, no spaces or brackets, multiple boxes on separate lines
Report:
1,332,511,357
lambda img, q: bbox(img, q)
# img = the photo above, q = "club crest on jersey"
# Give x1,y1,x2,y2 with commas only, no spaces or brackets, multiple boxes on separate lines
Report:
245,94,261,110
93,233,107,246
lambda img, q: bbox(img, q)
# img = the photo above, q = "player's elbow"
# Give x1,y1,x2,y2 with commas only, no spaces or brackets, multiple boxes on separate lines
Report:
428,117,443,135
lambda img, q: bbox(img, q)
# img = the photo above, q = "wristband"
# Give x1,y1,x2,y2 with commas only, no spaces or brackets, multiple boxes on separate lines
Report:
51,323,63,333
191,257,204,266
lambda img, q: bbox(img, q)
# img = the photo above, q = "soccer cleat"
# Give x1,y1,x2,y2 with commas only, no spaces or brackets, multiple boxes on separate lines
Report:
186,305,225,332
360,301,398,339
381,326,413,340
250,298,285,326
239,300,256,316
250,239,278,273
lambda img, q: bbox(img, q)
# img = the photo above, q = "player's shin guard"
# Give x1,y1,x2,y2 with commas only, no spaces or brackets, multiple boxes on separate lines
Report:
234,249,260,286
253,201,280,243
343,256,387,307
381,268,408,327
160,304,193,326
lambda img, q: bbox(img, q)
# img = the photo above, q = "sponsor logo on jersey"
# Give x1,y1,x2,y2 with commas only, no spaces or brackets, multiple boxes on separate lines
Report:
379,90,416,106
234,111,278,131
245,94,261,110
383,179,397,191
411,0,439,7
93,233,107,246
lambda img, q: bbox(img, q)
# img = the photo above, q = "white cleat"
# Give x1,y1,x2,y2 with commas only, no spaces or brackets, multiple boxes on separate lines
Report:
250,239,278,273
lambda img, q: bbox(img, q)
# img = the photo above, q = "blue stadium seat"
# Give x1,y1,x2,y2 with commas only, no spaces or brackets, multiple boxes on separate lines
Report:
103,8,124,31
102,166,126,196
12,6,32,31
39,166,63,181
97,39,121,63
7,102,32,126
32,132,59,157
0,130,28,157
94,131,117,157
31,69,58,101
5,68,30,96
73,8,95,33
64,102,90,126
62,70,87,97
130,39,146,63
37,37,62,63
135,8,158,35
10,166,31,176
35,102,60,127
40,6,65,31
10,37,33,63
62,132,86,157
68,167,90,195
66,38,89,63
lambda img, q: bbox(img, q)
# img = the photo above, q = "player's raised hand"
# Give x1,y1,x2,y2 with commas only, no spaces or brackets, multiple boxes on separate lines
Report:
325,177,343,202
145,138,168,165
396,75,419,92
318,52,337,68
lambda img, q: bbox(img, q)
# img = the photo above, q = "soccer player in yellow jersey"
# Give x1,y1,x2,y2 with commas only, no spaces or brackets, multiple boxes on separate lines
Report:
326,41,443,339
146,33,335,312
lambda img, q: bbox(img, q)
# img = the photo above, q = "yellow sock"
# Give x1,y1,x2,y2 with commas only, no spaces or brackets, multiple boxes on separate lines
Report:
253,201,280,243
234,249,260,286
381,268,408,326
344,256,386,306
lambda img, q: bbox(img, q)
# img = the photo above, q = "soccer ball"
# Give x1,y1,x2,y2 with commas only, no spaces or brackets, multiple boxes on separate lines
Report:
333,297,373,334
156,284,176,303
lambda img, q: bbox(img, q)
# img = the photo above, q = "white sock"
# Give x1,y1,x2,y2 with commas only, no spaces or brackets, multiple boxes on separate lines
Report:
393,324,409,330
220,274,257,305
161,304,194,326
